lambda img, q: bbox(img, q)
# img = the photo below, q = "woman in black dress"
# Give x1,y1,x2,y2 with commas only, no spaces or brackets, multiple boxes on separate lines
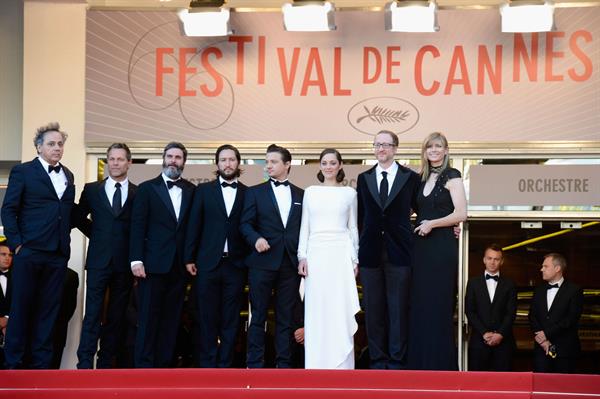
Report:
408,132,467,370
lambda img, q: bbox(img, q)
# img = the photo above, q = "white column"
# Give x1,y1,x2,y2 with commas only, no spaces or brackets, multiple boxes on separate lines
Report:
22,0,87,369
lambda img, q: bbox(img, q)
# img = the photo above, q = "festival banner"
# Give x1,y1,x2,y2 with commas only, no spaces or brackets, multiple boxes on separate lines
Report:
85,8,600,143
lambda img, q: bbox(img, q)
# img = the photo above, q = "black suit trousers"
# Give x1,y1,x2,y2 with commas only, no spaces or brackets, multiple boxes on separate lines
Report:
4,248,67,369
195,258,246,368
468,340,513,371
77,266,133,369
247,255,300,368
135,265,185,368
360,249,411,370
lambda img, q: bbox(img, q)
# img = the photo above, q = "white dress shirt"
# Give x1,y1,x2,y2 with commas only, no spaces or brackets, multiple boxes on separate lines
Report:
485,272,499,302
376,162,398,195
219,176,238,252
0,273,7,298
162,173,183,220
271,179,291,228
38,156,67,199
547,277,564,310
105,176,129,207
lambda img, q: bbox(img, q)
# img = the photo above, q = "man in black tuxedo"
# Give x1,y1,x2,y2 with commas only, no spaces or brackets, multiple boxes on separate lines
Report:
465,244,517,371
184,144,249,368
74,143,137,369
0,242,13,369
529,253,583,374
129,142,195,368
357,130,420,369
240,144,304,368
1,122,75,369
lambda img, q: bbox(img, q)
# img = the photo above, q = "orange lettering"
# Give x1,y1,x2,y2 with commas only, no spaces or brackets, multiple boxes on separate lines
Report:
445,46,472,95
301,48,327,96
179,48,197,97
477,45,502,94
568,30,592,82
155,48,174,96
545,32,564,82
229,36,252,84
363,47,382,84
258,36,266,84
414,45,440,96
200,47,223,97
386,46,401,84
334,47,351,96
278,47,301,96
513,33,538,82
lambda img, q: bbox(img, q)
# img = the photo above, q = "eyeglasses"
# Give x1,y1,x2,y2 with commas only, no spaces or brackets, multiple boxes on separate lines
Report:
373,143,396,149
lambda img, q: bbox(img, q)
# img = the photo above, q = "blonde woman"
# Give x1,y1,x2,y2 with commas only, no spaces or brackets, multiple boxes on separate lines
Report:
408,132,467,370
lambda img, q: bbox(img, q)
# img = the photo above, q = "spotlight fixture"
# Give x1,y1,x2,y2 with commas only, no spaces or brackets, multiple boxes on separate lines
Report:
282,0,336,32
500,0,555,32
385,0,439,33
178,0,232,37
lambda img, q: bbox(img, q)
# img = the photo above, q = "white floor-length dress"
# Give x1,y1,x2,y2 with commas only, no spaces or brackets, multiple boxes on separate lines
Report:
298,185,360,369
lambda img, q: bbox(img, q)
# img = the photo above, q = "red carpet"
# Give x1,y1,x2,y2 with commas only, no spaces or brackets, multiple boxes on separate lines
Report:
1,369,599,399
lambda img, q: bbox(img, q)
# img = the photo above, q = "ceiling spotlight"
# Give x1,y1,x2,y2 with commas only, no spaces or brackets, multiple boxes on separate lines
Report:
500,0,555,32
385,0,439,33
282,1,336,32
178,0,232,37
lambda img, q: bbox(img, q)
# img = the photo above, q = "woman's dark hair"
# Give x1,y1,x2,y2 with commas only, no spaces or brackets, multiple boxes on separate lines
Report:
317,148,345,183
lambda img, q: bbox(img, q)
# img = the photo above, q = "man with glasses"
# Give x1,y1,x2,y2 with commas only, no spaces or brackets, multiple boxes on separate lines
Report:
356,130,420,369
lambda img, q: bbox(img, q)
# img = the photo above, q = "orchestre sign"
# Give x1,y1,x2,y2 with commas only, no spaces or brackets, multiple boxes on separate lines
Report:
469,165,600,206
85,9,599,143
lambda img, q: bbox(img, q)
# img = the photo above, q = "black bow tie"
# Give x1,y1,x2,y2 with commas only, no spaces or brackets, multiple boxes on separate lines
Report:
221,181,238,189
167,180,184,190
0,271,8,276
48,164,61,174
547,283,560,290
485,274,499,281
271,179,289,187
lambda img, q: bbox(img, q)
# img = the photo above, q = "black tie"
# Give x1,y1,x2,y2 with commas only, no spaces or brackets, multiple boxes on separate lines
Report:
48,164,61,174
167,180,184,190
485,274,499,281
379,171,389,206
547,283,559,290
112,182,122,215
221,181,238,189
272,179,289,187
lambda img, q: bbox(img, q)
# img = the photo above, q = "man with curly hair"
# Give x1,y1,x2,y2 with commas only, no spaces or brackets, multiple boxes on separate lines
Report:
1,122,76,369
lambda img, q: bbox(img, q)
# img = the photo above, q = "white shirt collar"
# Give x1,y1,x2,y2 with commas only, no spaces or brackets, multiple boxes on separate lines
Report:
37,156,60,171
376,162,398,176
107,175,128,188
219,176,238,185
162,173,180,183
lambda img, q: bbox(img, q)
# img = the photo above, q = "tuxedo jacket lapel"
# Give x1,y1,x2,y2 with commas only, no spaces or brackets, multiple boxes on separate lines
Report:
385,164,411,209
152,177,177,222
178,183,193,228
32,158,59,199
211,180,228,217
365,167,381,209
97,179,114,215
286,185,302,227
266,183,284,228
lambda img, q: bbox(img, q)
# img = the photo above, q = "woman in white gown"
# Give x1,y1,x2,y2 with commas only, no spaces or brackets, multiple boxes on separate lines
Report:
297,148,361,369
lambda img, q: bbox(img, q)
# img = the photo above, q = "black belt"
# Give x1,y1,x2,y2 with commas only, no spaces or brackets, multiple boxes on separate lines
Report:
222,252,229,258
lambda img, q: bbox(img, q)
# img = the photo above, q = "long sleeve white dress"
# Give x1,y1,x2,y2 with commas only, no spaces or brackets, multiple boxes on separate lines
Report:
297,185,360,369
